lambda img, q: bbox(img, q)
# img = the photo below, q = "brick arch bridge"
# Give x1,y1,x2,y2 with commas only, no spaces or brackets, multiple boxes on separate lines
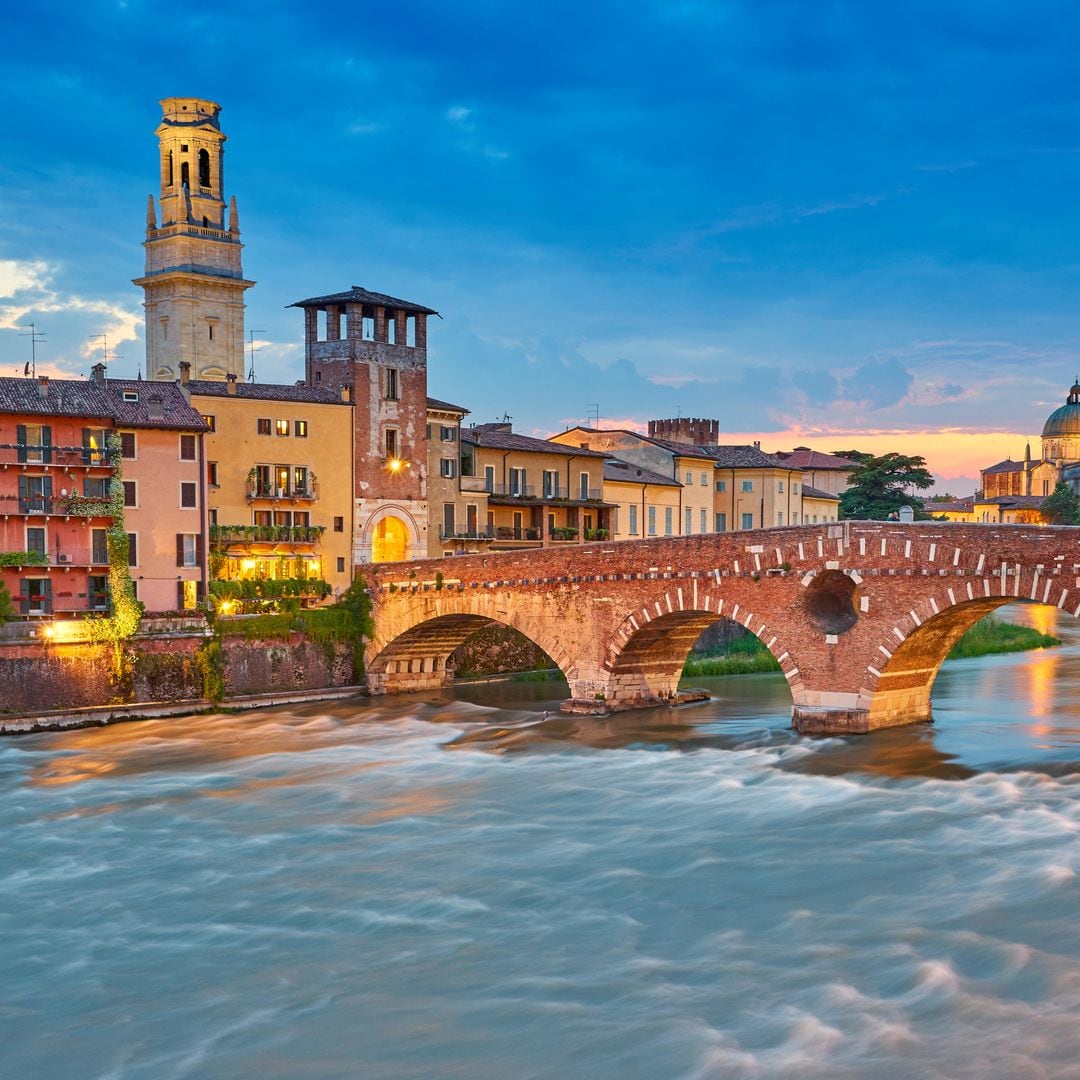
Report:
364,522,1080,734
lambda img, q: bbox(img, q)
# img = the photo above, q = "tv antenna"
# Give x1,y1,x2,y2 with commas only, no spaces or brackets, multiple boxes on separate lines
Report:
248,329,266,382
586,403,600,428
88,333,124,377
19,322,46,377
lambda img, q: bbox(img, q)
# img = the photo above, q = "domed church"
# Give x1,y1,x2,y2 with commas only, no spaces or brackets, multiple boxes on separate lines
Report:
977,379,1080,520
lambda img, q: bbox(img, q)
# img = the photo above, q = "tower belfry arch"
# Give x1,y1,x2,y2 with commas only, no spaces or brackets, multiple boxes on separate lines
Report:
133,97,255,382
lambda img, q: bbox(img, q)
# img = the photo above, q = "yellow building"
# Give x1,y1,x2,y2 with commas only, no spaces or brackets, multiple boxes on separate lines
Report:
602,460,683,540
184,369,355,604
426,396,490,557
800,485,842,524
461,423,613,548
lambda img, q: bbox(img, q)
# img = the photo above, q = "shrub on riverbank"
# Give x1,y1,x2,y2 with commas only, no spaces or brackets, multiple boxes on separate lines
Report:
947,615,1059,659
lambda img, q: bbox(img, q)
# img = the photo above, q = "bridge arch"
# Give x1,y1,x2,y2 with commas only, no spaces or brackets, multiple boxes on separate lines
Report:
860,570,1073,729
602,585,802,710
366,601,574,696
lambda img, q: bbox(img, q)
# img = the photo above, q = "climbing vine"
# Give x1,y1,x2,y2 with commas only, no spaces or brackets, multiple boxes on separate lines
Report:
82,433,142,680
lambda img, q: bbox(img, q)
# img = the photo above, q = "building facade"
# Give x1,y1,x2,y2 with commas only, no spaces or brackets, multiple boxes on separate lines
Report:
134,97,253,382
426,397,492,557
291,286,437,565
186,371,354,603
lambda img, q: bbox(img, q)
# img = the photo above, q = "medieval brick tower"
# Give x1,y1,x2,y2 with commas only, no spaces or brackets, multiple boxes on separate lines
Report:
291,286,437,563
134,97,254,381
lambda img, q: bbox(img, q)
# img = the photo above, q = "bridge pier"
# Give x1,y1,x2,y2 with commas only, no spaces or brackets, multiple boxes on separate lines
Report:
791,688,932,735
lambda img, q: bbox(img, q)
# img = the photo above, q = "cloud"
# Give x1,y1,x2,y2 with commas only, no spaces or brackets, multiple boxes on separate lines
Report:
841,356,914,409
446,105,473,127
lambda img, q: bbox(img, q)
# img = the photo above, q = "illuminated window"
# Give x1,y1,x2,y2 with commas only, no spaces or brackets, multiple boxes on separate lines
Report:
384,429,399,459
202,414,216,431
276,419,290,436
294,420,308,437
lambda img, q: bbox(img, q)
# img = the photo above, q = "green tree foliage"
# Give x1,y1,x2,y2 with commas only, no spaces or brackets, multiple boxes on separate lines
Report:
838,452,935,520
0,580,16,623
1039,481,1080,525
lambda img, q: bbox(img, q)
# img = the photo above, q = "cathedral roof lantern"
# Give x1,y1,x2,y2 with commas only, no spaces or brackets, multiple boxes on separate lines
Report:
1042,378,1080,438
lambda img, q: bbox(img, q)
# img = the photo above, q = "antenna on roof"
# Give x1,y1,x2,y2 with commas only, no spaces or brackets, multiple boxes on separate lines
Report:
248,329,266,382
18,322,45,377
89,333,124,379
586,403,600,428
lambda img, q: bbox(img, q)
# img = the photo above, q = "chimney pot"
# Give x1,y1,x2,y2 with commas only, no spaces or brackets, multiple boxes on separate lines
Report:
178,361,191,386
226,373,238,396
340,384,352,403
36,375,49,397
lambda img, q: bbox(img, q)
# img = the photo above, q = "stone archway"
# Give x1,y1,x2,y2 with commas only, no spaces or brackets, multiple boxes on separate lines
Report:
371,515,409,563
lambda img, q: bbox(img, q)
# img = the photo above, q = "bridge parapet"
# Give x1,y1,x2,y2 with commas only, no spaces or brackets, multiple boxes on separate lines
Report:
365,523,1080,734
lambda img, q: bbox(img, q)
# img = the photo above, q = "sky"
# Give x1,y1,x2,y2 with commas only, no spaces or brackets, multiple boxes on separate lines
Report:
3,0,1080,494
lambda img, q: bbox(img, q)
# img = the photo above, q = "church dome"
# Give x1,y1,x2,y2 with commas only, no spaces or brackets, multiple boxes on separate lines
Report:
1042,381,1080,438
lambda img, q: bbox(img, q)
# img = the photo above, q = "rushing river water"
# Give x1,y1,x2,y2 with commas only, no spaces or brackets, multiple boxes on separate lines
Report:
3,604,1080,1079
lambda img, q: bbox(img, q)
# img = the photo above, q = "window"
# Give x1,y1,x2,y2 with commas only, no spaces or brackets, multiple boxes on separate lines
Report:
257,418,272,435
19,423,51,464
777,512,784,526
198,148,211,187
127,533,138,567
700,473,708,486
176,533,198,568
334,516,344,532
275,419,289,436
664,507,673,535
741,480,753,493
337,557,346,573
294,420,308,438
293,467,310,495
26,527,45,556
628,504,638,535
685,507,692,534
88,574,108,611
648,506,656,535
385,368,399,400
484,465,495,493
384,428,399,459
440,426,456,442
426,424,432,439
84,477,108,499
120,432,136,458
542,469,559,498
22,578,51,616
253,510,272,526
685,471,693,485
443,503,455,537
579,472,590,500
82,427,108,465
207,462,218,487
208,509,218,526
202,414,216,432
180,161,189,188
92,529,108,564
180,482,197,508
18,475,51,513
294,512,310,527
715,512,727,532
509,467,526,496
793,483,798,494
778,481,784,493
440,458,456,479
122,481,136,508
700,509,707,532
792,513,798,524
716,480,727,493
741,512,754,530
179,434,196,460
208,323,214,341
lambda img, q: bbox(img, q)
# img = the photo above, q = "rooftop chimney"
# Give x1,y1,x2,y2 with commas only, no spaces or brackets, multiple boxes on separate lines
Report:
36,375,49,398
90,362,106,385
226,373,238,396
340,383,352,403
178,361,191,386
147,394,165,421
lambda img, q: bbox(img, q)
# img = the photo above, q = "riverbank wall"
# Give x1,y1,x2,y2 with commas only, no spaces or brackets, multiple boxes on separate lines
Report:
0,616,358,724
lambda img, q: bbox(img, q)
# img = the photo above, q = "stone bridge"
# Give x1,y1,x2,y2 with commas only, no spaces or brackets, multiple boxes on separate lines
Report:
364,522,1080,734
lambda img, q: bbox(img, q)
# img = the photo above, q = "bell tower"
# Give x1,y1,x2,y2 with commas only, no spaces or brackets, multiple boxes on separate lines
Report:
133,97,254,381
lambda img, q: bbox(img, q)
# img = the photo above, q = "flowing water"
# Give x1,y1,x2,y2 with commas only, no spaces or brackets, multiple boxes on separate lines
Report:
2,604,1080,1079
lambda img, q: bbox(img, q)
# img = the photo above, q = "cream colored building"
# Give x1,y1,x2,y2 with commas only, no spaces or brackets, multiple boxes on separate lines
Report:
185,370,354,602
135,97,253,382
602,460,683,540
426,396,491,557
461,423,612,548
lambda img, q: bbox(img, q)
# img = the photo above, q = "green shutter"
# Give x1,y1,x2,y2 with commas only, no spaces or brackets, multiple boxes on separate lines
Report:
16,425,26,464
41,426,52,464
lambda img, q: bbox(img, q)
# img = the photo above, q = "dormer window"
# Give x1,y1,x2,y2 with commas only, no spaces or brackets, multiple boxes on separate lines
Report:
123,391,139,403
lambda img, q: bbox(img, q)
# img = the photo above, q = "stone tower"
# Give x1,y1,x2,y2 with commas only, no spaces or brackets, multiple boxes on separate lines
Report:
290,286,437,563
133,97,254,381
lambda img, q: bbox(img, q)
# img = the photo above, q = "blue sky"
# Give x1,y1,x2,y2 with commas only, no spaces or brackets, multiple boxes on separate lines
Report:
3,0,1080,490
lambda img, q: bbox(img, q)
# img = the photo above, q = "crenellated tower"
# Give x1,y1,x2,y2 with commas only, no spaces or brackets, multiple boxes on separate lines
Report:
133,97,254,381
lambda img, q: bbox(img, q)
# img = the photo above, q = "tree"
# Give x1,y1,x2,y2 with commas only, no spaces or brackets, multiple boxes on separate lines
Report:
1039,481,1080,525
0,580,15,623
839,453,935,520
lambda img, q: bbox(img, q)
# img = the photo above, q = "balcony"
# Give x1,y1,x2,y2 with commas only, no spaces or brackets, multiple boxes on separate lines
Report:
0,494,113,518
0,444,112,470
0,550,108,568
246,477,319,502
488,484,536,498
211,524,326,546
460,476,492,493
439,529,496,542
494,526,541,541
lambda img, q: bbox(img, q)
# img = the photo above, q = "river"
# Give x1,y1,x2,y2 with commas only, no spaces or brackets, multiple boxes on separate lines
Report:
2,603,1079,1078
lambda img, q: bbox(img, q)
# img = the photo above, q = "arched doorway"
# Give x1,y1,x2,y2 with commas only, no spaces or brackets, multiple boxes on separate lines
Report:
371,516,409,563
